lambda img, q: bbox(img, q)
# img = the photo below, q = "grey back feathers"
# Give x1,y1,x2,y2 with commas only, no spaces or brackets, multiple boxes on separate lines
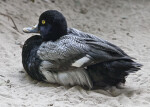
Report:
37,28,131,69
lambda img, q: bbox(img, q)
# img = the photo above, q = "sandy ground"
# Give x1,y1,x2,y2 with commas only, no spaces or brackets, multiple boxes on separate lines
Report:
0,0,150,107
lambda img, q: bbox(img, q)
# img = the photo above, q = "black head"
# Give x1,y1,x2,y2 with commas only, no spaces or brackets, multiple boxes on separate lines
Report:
38,10,67,41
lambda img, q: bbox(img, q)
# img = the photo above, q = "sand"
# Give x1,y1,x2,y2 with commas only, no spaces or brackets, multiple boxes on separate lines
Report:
0,0,150,107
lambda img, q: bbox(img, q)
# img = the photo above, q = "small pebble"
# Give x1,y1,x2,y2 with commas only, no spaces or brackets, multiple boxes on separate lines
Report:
51,0,55,3
112,38,117,40
113,30,116,34
126,33,133,38
6,79,10,83
98,28,101,31
126,33,130,35
19,71,25,73
122,17,127,19
80,8,88,14
48,104,53,106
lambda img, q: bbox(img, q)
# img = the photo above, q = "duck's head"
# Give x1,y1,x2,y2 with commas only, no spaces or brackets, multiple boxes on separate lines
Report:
23,10,67,41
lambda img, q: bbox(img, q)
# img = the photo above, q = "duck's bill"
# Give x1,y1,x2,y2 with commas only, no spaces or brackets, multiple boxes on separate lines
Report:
23,24,39,33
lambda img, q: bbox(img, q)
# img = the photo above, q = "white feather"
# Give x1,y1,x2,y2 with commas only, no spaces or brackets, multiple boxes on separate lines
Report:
39,62,93,88
41,70,57,83
72,55,91,67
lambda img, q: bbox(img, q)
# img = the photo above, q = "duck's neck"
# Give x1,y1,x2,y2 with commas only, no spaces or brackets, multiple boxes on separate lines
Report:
42,28,67,42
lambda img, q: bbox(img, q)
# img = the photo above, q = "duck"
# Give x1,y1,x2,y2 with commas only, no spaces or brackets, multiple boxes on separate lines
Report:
22,10,142,89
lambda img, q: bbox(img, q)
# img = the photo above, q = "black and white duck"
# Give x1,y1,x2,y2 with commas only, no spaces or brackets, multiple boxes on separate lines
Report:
22,10,142,89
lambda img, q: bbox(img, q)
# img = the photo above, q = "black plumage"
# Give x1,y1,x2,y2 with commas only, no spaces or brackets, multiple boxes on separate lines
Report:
22,35,46,81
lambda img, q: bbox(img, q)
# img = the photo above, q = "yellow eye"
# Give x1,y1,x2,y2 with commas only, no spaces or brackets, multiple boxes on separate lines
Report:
42,20,46,24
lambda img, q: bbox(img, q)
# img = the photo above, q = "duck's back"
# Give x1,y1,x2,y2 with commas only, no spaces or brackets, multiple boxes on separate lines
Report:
22,35,46,81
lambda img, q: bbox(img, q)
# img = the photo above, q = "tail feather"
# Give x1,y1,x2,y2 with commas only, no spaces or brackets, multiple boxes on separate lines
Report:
87,59,142,88
125,62,142,73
